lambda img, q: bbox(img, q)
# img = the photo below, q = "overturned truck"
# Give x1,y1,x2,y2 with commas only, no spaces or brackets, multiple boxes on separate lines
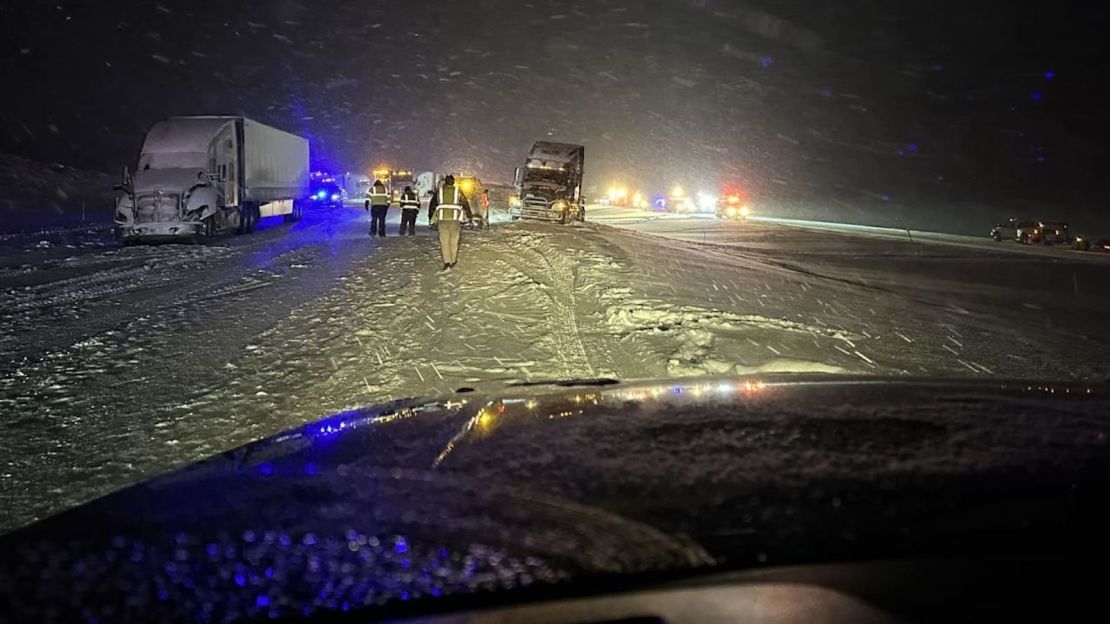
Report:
510,141,585,224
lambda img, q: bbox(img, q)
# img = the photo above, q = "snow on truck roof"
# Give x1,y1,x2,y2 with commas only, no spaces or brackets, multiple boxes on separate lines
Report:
142,117,238,155
528,141,584,162
139,117,238,169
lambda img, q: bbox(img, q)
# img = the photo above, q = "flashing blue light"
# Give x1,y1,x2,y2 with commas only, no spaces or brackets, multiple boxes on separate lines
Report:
1044,70,1055,80
331,193,340,200
760,56,774,68
256,595,270,608
316,190,327,199
1029,91,1043,101
907,143,919,153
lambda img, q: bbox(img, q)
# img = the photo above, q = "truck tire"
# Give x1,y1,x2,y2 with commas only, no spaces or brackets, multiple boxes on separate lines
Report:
560,210,568,225
236,206,248,235
246,204,260,233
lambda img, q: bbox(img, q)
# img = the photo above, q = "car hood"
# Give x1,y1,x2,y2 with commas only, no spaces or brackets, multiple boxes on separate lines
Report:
3,374,1109,622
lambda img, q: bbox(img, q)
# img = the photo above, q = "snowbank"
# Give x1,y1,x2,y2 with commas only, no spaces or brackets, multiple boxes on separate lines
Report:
0,154,115,234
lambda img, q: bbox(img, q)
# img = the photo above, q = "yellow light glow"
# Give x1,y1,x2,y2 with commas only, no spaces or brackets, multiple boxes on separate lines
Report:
739,205,751,217
671,185,685,197
632,192,645,208
475,408,495,432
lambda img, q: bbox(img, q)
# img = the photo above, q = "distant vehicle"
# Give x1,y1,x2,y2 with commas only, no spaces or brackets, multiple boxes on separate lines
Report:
990,218,1031,242
415,171,439,200
1018,221,1071,245
716,194,751,220
348,174,372,199
309,182,345,208
511,142,586,223
455,176,487,228
388,169,415,203
664,185,697,213
114,116,309,243
1075,237,1110,253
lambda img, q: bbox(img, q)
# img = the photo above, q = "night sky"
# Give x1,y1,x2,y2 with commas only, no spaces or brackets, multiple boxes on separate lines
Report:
2,1,1109,231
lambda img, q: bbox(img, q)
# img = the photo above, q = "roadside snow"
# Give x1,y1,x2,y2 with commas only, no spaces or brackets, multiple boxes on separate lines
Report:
2,207,1107,531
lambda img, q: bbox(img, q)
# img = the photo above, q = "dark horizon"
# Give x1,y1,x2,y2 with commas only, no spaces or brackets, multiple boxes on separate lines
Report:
3,0,1109,231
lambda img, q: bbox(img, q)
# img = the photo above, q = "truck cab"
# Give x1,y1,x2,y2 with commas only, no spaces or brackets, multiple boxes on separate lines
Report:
511,142,586,224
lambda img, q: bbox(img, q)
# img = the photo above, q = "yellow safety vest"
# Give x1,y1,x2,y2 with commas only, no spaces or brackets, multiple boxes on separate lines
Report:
369,186,390,206
435,186,464,222
400,192,420,209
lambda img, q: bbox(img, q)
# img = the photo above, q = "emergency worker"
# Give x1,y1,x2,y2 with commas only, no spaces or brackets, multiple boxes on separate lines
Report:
427,175,472,270
367,180,390,237
399,186,420,235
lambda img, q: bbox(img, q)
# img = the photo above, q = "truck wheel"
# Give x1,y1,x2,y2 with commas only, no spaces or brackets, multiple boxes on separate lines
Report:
236,207,248,235
560,210,568,225
246,204,260,233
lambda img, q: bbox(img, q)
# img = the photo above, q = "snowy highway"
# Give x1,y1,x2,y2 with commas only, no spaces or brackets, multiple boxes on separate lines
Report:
2,203,1109,532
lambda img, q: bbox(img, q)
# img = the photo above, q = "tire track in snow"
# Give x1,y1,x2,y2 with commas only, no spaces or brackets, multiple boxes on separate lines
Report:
502,233,596,379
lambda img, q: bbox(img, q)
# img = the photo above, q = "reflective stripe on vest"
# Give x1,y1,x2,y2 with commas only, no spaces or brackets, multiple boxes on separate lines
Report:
401,192,420,209
369,186,390,205
435,206,464,222
436,186,463,221
438,186,461,207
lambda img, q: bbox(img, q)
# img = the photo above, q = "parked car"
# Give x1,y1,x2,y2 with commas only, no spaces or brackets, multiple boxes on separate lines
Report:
1020,221,1071,245
1075,236,1110,252
310,182,345,208
990,218,1035,242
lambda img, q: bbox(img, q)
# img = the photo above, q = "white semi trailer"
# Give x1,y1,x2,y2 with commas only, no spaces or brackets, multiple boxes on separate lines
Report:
114,116,310,243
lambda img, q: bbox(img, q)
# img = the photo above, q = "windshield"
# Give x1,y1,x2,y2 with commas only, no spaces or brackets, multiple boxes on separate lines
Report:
523,168,570,188
2,0,1109,621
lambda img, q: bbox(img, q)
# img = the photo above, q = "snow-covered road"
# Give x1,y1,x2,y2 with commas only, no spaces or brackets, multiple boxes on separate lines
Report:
2,203,1108,531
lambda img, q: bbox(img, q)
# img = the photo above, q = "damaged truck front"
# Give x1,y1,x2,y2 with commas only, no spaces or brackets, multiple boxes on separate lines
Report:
510,142,585,224
114,116,309,243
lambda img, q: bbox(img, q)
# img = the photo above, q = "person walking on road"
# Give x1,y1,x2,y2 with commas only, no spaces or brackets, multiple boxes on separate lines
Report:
367,180,390,237
428,174,472,271
399,185,420,236
479,189,490,229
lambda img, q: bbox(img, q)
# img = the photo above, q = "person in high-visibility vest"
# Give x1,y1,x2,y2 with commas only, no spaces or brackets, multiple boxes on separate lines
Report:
398,186,420,236
366,180,391,237
427,175,472,270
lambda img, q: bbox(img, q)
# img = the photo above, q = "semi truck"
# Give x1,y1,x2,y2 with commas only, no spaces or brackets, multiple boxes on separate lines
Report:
114,116,310,243
510,141,585,223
